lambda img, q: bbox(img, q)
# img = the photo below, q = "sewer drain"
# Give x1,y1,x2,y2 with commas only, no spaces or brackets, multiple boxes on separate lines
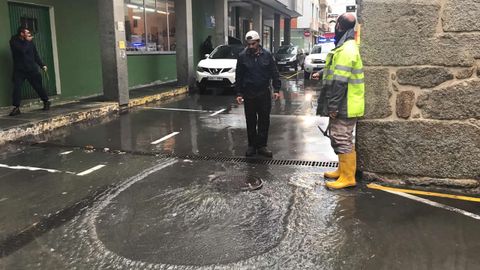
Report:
24,141,339,168
211,175,264,192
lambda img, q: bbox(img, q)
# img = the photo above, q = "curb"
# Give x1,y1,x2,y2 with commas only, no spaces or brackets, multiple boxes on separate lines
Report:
0,86,189,145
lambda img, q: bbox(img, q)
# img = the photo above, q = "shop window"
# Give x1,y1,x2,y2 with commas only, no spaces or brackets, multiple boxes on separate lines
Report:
124,0,175,54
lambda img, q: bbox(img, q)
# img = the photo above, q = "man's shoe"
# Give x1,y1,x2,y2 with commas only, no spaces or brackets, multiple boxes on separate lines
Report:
245,147,256,157
257,147,273,158
42,101,51,111
8,107,21,116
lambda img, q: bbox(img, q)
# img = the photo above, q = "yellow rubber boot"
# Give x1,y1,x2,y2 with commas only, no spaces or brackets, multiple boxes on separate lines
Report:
324,146,354,179
324,167,340,179
326,150,357,189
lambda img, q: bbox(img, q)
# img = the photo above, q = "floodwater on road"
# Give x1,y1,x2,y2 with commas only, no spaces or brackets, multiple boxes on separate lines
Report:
1,75,480,269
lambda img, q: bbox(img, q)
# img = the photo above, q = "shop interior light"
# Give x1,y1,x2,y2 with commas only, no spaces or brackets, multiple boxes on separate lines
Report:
132,15,142,20
145,7,155,12
156,10,168,14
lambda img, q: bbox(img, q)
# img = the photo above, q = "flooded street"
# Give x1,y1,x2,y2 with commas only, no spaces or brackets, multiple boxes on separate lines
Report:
1,75,479,269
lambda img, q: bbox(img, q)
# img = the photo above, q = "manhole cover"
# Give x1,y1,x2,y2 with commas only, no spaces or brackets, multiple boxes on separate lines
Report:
211,175,263,192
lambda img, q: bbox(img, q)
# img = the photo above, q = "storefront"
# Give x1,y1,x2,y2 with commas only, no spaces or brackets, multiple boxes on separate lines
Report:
0,0,178,107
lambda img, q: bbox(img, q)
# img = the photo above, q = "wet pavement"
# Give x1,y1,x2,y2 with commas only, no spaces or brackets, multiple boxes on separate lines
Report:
1,72,480,269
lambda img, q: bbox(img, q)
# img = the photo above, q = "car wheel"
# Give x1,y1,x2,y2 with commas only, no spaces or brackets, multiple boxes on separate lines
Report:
304,71,310,80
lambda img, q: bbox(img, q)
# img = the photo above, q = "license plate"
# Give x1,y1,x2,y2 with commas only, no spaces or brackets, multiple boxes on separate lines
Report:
316,65,323,68
278,62,286,65
208,77,223,81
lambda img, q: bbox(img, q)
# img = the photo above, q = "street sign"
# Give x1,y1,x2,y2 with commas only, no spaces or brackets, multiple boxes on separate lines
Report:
346,5,356,12
304,30,311,37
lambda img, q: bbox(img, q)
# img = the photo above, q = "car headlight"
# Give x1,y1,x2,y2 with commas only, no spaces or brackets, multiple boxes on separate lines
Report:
197,66,205,72
228,68,236,73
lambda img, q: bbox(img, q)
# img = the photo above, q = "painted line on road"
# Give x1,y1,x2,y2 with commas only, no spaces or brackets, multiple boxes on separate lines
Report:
282,71,300,80
0,163,62,174
76,164,106,176
147,107,207,113
59,151,73,155
367,183,480,203
210,108,226,116
151,132,180,145
380,189,480,221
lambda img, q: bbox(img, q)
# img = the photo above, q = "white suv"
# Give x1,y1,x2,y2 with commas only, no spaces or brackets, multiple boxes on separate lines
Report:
196,44,244,92
303,42,335,79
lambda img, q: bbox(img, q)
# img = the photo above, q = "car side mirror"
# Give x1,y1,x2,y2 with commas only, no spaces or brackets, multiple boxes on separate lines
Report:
306,52,310,56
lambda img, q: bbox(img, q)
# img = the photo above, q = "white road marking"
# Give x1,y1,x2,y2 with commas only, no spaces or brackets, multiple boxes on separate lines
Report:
385,190,480,221
147,107,207,113
78,159,178,269
0,163,62,174
76,165,106,176
210,108,226,116
151,132,180,145
59,151,73,155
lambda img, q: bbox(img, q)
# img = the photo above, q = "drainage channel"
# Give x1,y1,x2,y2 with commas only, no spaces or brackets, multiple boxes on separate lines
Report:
15,141,339,168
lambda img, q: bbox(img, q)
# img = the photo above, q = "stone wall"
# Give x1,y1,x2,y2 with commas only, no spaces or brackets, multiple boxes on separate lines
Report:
357,0,480,186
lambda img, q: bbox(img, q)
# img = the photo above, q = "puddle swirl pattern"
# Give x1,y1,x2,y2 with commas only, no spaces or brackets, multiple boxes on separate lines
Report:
18,162,358,269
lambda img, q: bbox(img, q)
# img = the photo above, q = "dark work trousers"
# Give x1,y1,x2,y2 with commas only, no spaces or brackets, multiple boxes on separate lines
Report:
12,70,49,107
243,92,272,148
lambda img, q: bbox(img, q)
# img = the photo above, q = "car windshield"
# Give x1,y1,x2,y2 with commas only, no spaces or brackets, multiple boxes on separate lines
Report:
323,43,335,53
209,45,244,59
311,43,335,54
277,46,296,55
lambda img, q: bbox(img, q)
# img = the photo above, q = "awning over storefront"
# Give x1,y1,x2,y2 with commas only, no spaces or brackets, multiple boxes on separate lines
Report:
258,0,301,17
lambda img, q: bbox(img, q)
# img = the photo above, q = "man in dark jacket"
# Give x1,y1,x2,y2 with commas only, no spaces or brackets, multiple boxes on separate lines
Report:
235,30,281,157
8,27,50,116
200,35,213,59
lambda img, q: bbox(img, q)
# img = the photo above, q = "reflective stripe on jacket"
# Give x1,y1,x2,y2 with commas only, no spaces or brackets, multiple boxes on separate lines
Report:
320,36,364,118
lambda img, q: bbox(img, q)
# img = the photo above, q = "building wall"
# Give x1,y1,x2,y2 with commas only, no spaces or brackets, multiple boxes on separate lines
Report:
0,1,14,107
127,54,177,87
0,0,103,106
192,0,216,67
296,0,319,29
358,0,480,185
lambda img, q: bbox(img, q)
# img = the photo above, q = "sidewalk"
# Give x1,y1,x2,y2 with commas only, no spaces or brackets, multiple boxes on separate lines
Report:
0,83,189,145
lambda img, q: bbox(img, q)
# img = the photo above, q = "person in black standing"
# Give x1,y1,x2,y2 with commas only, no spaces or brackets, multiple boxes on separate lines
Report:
200,35,213,59
8,27,50,116
235,30,281,157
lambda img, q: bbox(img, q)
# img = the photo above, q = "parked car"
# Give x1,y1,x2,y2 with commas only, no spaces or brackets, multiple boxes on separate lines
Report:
303,42,335,79
274,45,306,71
196,44,245,92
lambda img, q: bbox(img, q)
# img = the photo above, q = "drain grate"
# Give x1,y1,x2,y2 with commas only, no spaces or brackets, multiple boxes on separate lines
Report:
19,141,338,168
145,153,337,168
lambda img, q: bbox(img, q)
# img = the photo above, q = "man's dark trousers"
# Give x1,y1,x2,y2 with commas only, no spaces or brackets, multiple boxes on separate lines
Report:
244,91,272,148
12,70,49,107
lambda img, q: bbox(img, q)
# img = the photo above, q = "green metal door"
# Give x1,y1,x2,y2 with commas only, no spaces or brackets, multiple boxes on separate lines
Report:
8,2,57,99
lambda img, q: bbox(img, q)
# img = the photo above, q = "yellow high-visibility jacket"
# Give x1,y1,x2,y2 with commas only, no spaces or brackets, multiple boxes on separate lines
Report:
317,29,365,118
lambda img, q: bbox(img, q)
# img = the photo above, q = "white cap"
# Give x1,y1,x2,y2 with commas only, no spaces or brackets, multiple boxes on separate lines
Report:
245,30,260,41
